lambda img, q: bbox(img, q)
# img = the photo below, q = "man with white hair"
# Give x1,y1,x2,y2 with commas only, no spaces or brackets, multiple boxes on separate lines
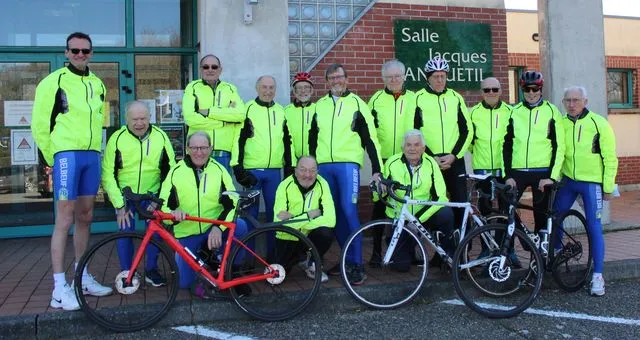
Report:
102,100,177,287
380,129,454,272
556,86,618,296
367,59,416,266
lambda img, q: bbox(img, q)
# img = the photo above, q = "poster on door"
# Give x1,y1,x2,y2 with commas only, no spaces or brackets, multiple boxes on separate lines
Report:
4,101,33,126
11,129,38,165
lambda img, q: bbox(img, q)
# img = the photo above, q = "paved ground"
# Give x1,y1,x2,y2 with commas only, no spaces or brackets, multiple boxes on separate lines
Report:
0,190,638,337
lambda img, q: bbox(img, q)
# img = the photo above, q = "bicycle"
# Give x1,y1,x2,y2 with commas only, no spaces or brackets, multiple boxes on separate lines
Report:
73,187,323,332
452,180,591,318
339,176,492,309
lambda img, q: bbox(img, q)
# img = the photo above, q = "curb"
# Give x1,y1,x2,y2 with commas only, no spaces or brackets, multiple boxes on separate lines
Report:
4,258,640,339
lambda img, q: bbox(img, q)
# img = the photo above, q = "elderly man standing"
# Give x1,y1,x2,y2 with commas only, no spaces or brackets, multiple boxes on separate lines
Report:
183,54,245,172
102,101,176,287
381,129,454,272
309,63,383,285
232,75,294,225
31,32,111,310
469,77,511,215
414,56,473,252
555,86,617,296
503,71,565,234
273,156,335,283
366,59,416,266
285,72,315,160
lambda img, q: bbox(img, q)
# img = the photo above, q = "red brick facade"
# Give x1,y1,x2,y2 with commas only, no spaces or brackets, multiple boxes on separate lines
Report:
307,2,509,106
618,156,640,185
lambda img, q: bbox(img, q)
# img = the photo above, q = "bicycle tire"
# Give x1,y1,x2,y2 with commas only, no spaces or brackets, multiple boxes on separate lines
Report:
452,223,543,318
74,233,178,332
551,209,593,292
340,219,428,309
226,226,322,321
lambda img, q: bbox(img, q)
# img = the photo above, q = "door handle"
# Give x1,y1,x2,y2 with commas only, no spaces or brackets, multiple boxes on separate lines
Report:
121,86,133,94
121,70,132,78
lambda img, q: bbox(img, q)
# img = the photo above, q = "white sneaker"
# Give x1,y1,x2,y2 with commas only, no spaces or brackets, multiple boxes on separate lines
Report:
81,274,113,297
590,276,605,296
50,284,80,311
304,262,329,283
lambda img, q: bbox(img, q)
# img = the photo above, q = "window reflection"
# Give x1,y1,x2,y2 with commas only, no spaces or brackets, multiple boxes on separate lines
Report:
135,0,194,47
0,1,125,47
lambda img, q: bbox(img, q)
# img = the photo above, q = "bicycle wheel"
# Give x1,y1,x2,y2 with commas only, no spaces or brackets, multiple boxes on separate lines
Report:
452,223,543,318
340,219,428,309
551,209,592,292
74,233,178,333
226,226,322,321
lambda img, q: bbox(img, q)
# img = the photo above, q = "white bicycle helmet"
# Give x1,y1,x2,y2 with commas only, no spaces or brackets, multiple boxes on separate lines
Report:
424,56,450,73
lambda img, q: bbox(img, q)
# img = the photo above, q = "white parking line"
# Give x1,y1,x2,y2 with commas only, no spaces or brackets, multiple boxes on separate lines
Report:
442,299,640,326
173,325,255,339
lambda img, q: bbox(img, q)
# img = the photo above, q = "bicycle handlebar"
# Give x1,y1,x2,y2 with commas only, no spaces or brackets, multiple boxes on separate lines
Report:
122,187,165,220
370,178,411,205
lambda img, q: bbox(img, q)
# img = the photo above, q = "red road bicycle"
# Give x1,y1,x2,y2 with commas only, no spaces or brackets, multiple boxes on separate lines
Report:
74,188,322,332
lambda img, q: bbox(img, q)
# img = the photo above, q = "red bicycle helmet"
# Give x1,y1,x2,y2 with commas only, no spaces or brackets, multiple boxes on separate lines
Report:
519,71,544,88
292,72,313,87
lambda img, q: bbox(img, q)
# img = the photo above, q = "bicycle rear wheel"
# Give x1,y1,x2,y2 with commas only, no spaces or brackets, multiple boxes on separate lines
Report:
226,226,322,321
551,209,592,292
452,224,543,318
340,219,428,309
74,233,178,332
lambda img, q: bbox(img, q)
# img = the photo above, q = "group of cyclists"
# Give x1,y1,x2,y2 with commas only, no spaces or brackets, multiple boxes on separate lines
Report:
31,31,618,312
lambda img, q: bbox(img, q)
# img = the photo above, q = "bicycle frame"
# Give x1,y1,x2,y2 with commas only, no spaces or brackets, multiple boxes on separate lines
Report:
125,210,277,291
385,196,484,265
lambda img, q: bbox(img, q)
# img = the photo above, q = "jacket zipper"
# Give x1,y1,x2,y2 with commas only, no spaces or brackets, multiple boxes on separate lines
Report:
136,139,143,193
438,96,445,153
330,98,336,162
572,121,577,178
490,109,494,170
267,107,273,168
393,96,398,155
83,77,93,150
525,108,532,168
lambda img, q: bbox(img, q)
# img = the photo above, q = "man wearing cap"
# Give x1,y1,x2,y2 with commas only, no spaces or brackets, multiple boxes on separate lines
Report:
285,72,315,160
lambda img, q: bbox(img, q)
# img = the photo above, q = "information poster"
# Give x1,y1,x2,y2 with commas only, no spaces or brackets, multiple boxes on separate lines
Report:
4,101,33,126
11,129,38,165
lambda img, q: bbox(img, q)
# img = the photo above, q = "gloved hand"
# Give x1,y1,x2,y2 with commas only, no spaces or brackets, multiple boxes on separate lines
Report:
233,166,258,188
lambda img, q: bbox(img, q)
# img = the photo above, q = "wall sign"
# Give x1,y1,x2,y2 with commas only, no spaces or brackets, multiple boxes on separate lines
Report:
394,20,493,90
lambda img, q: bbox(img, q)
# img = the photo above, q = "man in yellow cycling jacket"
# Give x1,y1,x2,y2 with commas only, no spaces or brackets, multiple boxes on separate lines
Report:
308,63,383,285
367,59,416,266
183,54,245,172
102,101,176,287
554,86,618,296
284,72,315,159
414,56,473,237
159,132,248,291
274,156,335,283
503,71,565,233
381,129,454,272
31,32,111,311
231,75,294,225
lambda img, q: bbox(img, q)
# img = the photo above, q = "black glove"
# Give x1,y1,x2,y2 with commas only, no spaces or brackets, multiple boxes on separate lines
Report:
233,166,258,188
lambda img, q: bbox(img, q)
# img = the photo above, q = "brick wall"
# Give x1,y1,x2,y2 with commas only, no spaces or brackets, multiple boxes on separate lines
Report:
618,156,640,185
307,2,509,106
305,3,509,219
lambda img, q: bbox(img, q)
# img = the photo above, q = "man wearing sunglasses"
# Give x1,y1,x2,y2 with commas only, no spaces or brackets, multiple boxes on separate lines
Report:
183,54,245,172
503,71,565,234
32,32,111,311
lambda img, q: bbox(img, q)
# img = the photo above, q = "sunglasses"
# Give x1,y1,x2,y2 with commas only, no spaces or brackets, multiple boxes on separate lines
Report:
482,88,500,93
68,48,92,55
202,64,220,70
523,87,541,93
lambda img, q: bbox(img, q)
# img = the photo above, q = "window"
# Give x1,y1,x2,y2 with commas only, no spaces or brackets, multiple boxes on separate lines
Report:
508,67,523,105
607,69,633,108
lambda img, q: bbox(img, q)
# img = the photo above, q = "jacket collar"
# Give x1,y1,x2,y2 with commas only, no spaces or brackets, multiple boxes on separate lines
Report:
425,85,448,96
67,64,90,76
481,100,503,110
126,126,152,141
201,79,220,91
326,89,352,98
184,155,210,171
568,108,590,121
293,99,312,108
255,97,275,107
293,175,317,195
384,87,407,95
523,98,544,109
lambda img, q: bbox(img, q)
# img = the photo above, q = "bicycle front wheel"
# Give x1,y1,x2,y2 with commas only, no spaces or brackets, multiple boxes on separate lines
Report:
340,219,428,309
551,209,593,292
226,226,322,321
452,223,543,318
74,233,178,333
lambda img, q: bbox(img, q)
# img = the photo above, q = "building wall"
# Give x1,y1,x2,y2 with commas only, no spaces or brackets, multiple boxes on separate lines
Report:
507,10,640,185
